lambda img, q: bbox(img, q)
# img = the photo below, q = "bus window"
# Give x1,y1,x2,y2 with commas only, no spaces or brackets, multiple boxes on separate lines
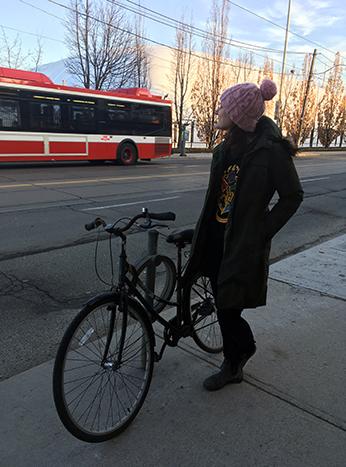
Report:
131,103,166,136
104,102,132,134
70,105,95,133
0,98,21,130
30,102,62,131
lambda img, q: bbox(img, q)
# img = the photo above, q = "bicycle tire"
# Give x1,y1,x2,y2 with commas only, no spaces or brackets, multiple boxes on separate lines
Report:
183,274,223,354
134,254,176,313
53,293,154,442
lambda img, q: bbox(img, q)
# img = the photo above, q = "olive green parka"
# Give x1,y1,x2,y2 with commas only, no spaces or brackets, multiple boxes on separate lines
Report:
187,116,304,310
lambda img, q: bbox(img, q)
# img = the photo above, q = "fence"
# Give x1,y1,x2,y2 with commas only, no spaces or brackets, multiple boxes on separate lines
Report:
172,122,346,150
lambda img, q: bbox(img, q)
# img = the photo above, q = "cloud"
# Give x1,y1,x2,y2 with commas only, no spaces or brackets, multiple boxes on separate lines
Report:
258,0,341,36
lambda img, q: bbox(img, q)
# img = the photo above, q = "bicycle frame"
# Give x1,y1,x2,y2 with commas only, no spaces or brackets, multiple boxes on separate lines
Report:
104,233,193,364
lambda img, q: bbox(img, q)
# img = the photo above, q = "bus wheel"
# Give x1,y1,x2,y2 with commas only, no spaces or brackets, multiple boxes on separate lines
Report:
117,143,138,166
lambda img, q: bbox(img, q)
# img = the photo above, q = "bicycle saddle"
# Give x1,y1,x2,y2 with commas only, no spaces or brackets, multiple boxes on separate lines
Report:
166,229,194,246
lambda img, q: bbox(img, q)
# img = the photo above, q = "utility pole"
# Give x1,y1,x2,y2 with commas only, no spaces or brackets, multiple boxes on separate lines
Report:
276,0,292,128
297,49,317,145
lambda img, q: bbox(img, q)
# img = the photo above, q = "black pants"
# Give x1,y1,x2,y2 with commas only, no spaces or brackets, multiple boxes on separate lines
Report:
210,276,255,364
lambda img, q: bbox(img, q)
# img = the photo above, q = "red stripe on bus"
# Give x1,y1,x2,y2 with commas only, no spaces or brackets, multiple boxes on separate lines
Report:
88,142,118,158
49,142,86,154
0,141,172,161
0,141,44,154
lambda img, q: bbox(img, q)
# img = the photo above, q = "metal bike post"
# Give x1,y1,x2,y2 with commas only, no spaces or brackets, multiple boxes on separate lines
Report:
140,229,158,368
145,229,158,307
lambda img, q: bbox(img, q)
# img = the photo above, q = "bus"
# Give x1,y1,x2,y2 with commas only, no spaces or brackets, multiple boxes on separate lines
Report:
0,67,172,165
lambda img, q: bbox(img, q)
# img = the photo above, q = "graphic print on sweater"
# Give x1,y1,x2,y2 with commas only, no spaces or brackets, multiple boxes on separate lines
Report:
216,163,240,224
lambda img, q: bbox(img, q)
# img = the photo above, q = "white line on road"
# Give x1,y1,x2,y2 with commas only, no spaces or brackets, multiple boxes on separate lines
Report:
301,177,330,183
299,161,346,168
0,171,209,189
82,196,180,211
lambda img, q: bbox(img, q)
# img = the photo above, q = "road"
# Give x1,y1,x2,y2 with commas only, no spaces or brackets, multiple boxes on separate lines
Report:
1,151,346,381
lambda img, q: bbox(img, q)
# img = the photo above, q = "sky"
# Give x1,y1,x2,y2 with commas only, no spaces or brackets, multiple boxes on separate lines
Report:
0,0,345,81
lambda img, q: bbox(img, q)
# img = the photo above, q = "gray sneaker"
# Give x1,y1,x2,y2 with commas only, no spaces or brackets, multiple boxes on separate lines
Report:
203,360,243,391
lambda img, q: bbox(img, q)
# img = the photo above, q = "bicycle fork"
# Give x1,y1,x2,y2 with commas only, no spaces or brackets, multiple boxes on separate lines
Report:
101,291,128,370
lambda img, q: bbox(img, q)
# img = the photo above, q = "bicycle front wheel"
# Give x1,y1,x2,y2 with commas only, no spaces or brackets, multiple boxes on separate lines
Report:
53,294,154,442
184,274,223,354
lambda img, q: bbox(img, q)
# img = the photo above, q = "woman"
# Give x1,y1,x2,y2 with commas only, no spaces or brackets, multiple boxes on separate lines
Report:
186,79,304,391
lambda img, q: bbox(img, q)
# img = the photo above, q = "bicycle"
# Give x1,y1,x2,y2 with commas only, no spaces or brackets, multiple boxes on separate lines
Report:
53,208,222,443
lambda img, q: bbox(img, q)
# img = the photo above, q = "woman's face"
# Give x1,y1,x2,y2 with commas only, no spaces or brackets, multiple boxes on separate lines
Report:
215,105,234,130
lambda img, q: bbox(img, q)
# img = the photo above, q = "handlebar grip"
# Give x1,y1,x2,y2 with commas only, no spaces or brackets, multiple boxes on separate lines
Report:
85,217,105,231
149,211,176,221
85,221,97,231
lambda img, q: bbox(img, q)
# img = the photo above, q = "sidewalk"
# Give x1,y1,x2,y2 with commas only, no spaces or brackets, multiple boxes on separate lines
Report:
171,152,212,159
1,236,346,466
169,149,346,160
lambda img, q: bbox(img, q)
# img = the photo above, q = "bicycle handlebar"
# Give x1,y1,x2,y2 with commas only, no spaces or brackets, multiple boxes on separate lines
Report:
148,212,176,221
84,210,176,234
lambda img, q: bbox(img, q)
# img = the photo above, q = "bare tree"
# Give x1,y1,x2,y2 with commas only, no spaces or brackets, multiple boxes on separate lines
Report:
0,28,27,69
241,51,254,82
282,54,317,146
337,95,346,147
317,53,345,147
65,0,139,89
171,17,193,148
229,51,255,84
191,0,230,149
32,38,44,72
0,28,43,70
278,68,296,126
130,13,151,88
262,56,275,117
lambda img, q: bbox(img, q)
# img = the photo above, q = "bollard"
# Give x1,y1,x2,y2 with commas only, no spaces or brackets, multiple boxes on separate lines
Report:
179,124,189,157
141,229,158,368
145,229,159,306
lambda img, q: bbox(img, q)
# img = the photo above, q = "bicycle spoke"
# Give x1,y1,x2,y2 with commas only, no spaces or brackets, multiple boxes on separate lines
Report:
64,361,98,372
72,323,104,360
66,348,100,365
69,370,105,415
188,275,223,353
117,370,140,406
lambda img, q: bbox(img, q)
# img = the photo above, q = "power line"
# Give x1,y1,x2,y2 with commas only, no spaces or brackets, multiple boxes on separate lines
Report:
0,23,64,44
109,0,292,69
313,64,346,75
43,0,300,76
121,0,309,56
315,56,332,68
319,52,336,64
20,0,65,21
225,0,342,60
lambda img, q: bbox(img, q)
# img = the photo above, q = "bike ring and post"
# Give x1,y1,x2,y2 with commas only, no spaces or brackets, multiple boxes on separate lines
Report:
53,208,222,442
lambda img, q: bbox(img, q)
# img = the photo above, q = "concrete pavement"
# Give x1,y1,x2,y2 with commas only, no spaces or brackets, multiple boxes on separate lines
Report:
1,236,346,466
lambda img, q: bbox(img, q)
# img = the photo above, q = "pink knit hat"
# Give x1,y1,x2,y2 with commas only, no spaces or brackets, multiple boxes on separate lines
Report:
220,79,277,132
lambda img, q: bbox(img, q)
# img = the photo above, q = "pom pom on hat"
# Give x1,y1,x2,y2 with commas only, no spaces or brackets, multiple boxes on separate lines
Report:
260,79,277,101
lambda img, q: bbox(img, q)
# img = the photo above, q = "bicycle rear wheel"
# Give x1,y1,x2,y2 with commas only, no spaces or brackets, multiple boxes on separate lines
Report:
184,274,223,354
53,294,154,442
